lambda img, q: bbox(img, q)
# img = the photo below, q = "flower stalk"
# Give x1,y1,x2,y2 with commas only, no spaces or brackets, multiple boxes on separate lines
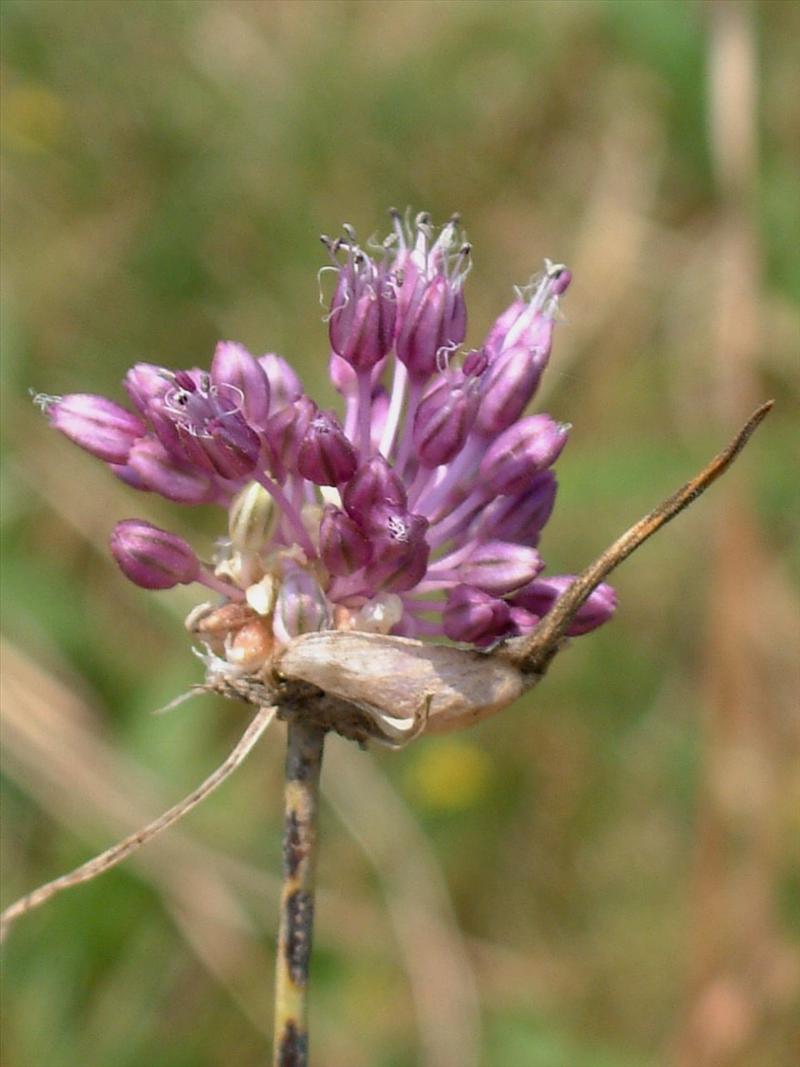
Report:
273,718,326,1067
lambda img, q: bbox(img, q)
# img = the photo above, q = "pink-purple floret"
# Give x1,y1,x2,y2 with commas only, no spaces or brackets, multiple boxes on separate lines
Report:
44,210,615,649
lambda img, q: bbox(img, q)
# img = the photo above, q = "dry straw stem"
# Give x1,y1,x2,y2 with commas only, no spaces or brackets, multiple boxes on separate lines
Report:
506,399,775,676
0,703,276,940
0,400,773,941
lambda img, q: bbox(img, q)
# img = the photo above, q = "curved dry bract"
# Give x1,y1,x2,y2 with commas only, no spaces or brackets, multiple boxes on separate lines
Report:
276,631,529,734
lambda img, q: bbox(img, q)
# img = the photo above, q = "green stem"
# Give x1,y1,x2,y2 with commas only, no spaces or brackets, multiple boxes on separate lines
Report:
272,718,326,1067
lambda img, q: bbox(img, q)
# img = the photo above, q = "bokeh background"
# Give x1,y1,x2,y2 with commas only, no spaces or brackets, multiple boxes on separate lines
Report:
1,2,798,1065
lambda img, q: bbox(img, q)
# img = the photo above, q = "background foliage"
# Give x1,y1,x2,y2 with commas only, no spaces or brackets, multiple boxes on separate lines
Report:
1,2,797,1066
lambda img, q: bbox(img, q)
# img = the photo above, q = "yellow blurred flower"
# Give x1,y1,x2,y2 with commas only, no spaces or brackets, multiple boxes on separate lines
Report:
406,738,493,812
3,85,66,153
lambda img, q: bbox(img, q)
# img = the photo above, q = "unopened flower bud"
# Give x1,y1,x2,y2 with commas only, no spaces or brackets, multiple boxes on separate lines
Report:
229,481,277,553
484,262,570,355
123,362,169,414
456,540,543,596
361,507,430,593
183,412,262,480
413,374,480,468
319,505,372,576
257,353,303,412
443,584,512,646
470,471,557,546
342,455,408,522
127,437,215,504
211,342,271,429
109,461,149,492
378,542,431,593
110,519,200,590
297,410,358,486
328,246,396,370
512,576,616,635
483,300,525,357
264,395,316,480
124,365,183,455
479,415,569,495
46,394,145,464
272,569,331,645
329,351,356,395
475,343,551,437
396,274,467,382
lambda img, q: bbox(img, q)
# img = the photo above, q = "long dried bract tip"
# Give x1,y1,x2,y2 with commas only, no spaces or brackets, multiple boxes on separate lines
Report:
504,400,774,675
0,704,277,941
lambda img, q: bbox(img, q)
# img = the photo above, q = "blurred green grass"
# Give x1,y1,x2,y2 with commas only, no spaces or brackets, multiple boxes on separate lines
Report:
2,2,798,1066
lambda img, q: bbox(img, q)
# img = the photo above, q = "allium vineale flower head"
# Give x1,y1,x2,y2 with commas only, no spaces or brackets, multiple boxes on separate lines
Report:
38,210,615,714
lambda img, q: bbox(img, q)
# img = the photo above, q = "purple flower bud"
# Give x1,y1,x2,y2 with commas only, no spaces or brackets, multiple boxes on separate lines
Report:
127,437,216,503
443,584,512,646
47,394,145,464
123,362,170,414
507,310,553,363
456,540,543,596
110,519,200,590
479,415,569,495
328,243,396,370
319,505,372,576
361,507,430,593
124,366,184,456
329,351,356,395
342,455,408,522
180,413,262,480
396,274,467,382
297,410,358,486
377,541,431,593
257,353,303,412
211,341,271,429
483,300,525,357
109,461,150,492
511,576,616,635
272,568,331,645
469,471,557,546
484,262,570,356
413,373,480,468
474,342,551,437
263,395,316,481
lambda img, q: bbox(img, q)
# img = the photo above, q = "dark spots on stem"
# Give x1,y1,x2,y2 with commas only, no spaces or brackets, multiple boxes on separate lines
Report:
283,810,305,878
285,889,314,985
277,1020,308,1067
